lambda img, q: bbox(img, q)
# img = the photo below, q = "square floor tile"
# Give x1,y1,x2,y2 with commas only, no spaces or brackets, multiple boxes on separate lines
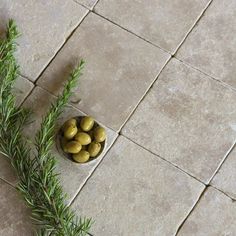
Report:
122,58,236,183
0,76,33,185
95,0,210,52
0,0,88,81
71,136,204,236
178,187,236,236
22,86,117,202
0,179,34,235
37,13,169,131
177,0,236,89
211,147,236,199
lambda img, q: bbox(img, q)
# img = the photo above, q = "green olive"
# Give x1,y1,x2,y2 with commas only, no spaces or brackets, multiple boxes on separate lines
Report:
80,116,94,132
94,127,106,142
88,141,101,157
73,150,90,163
74,132,92,145
63,118,77,131
64,141,82,153
64,125,78,140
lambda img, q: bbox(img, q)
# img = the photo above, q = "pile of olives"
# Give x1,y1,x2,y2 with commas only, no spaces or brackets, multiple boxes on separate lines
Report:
60,116,106,163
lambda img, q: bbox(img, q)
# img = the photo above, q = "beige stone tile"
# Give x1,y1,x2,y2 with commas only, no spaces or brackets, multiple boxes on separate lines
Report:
0,0,88,81
177,0,236,89
0,179,34,235
37,13,170,131
178,187,236,236
72,136,204,236
22,86,117,202
211,147,236,199
122,58,236,183
0,76,33,185
0,157,17,185
13,76,34,106
95,0,210,52
75,0,98,9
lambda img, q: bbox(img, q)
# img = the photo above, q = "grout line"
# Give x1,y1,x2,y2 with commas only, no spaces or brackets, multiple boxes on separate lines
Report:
0,176,16,188
19,73,31,82
175,142,236,234
36,83,118,133
171,0,236,94
215,78,236,93
173,0,213,55
175,184,236,236
172,0,236,94
19,84,36,107
72,0,91,10
91,1,236,98
92,11,170,55
122,135,206,185
209,141,236,184
19,88,34,107
72,0,100,11
17,80,35,107
175,57,236,93
175,186,207,235
92,0,213,57
68,135,119,207
92,0,101,9
118,55,172,132
69,134,236,233
211,185,236,202
33,10,90,85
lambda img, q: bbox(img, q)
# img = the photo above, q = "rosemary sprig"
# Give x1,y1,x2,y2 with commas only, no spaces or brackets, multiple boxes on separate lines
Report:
0,20,91,236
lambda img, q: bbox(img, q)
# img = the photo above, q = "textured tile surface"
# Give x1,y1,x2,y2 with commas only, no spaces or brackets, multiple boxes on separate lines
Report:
37,13,169,131
0,76,33,185
211,147,236,199
178,187,236,236
22,86,117,201
177,0,236,89
95,0,210,52
0,0,88,81
122,59,236,183
72,136,204,236
0,179,34,235
13,76,34,106
75,0,98,9
0,157,17,185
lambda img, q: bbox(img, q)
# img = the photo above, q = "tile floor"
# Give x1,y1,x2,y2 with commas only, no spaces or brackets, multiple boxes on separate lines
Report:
0,0,236,235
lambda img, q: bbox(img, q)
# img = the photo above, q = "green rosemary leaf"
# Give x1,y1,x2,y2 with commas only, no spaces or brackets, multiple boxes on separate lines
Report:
0,20,91,235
